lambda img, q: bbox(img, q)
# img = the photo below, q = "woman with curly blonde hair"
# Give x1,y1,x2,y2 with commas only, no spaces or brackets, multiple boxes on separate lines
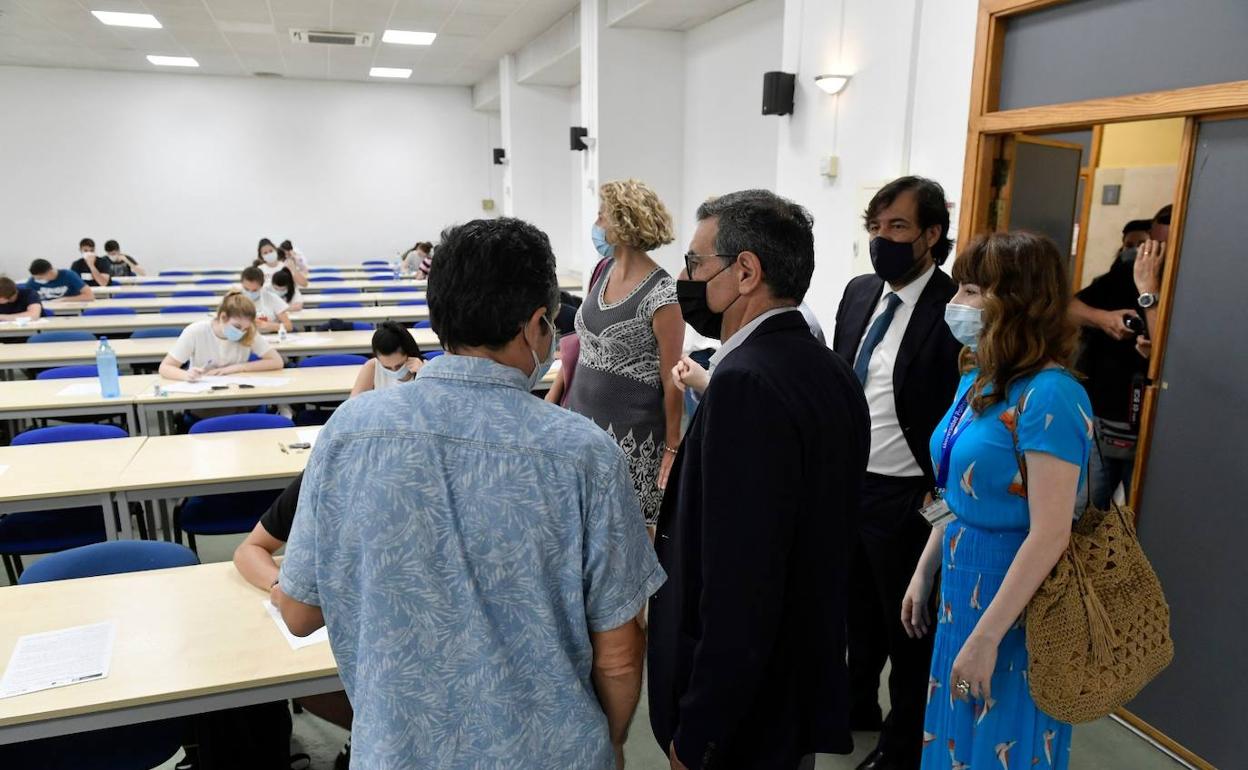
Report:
563,179,685,527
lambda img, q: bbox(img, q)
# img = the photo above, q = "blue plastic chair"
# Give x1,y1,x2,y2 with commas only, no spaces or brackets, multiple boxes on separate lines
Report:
197,279,232,285
319,287,358,295
176,414,296,552
0,425,129,583
311,276,345,282
379,286,416,293
36,365,99,380
308,266,338,272
131,327,184,339
141,280,176,286
398,300,428,307
423,350,445,359
29,330,97,343
160,270,192,276
2,541,196,770
318,301,363,309
298,354,367,368
412,320,432,329
199,269,234,275
350,321,373,331
362,260,389,265
171,290,214,297
82,307,136,316
161,305,211,314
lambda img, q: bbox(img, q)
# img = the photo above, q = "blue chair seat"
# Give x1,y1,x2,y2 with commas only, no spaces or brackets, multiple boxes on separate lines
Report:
379,286,416,293
423,350,444,359
123,292,158,298
398,300,428,307
131,327,184,339
142,280,176,286
0,509,106,556
29,330,97,343
36,365,99,380
161,305,211,313
319,287,358,295
412,320,432,329
159,270,192,276
82,307,136,316
171,290,215,297
298,354,367,368
197,279,232,284
318,301,363,308
362,260,389,265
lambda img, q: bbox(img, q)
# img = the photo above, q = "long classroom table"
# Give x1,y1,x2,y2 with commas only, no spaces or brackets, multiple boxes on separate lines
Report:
45,292,429,315
0,375,157,435
0,560,339,744
93,276,583,296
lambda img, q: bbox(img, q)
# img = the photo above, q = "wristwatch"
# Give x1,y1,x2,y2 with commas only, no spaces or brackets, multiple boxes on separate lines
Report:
1137,292,1158,309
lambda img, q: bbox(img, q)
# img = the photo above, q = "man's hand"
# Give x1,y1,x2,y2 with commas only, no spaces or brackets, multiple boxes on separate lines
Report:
669,742,688,770
1097,309,1138,341
672,356,710,395
1136,335,1153,360
1134,239,1165,296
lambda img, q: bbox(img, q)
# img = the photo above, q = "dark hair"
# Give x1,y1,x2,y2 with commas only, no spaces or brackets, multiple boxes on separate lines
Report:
255,238,276,265
279,240,293,251
695,190,815,302
270,269,296,302
372,320,423,359
428,218,558,351
0,276,16,298
864,176,953,265
417,241,434,252
29,259,53,276
240,266,264,284
79,238,95,250
1122,220,1152,236
104,239,120,253
1153,204,1172,226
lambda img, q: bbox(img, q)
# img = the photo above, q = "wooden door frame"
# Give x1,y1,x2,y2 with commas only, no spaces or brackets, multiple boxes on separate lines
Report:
960,3,1248,767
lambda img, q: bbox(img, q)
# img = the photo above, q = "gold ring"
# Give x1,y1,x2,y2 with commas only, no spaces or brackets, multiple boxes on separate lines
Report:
956,680,971,694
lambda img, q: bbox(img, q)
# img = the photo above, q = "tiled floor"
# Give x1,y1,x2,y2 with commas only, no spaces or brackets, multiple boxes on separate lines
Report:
12,533,1188,769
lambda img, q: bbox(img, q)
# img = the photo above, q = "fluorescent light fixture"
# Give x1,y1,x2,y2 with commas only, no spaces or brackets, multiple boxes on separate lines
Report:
382,29,436,46
370,67,412,79
92,11,162,29
814,74,851,95
147,55,199,67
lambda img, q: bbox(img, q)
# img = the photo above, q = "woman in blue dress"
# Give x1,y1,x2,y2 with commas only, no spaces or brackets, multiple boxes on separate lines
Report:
902,231,1093,770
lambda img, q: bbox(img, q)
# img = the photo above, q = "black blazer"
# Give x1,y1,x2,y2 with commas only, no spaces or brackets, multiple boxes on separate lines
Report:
832,269,963,486
648,310,870,770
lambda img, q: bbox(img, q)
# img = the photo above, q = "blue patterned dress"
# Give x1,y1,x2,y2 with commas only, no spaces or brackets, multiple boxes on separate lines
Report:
922,368,1093,770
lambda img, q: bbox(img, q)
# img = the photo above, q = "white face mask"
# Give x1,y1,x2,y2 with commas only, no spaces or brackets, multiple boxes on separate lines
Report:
944,303,983,350
243,289,262,301
380,361,409,380
262,250,278,264
526,316,557,391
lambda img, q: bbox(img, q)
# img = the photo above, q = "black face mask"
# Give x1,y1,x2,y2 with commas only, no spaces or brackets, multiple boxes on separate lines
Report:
870,233,929,285
677,263,737,340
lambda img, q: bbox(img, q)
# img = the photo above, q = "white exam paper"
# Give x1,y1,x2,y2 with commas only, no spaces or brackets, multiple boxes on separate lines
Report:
0,621,116,699
266,334,332,346
262,601,328,650
295,428,321,447
160,381,214,394
0,464,8,476
57,382,103,397
199,375,290,387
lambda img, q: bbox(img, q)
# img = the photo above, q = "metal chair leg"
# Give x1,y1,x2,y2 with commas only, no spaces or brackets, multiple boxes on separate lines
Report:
2,555,17,586
11,555,23,580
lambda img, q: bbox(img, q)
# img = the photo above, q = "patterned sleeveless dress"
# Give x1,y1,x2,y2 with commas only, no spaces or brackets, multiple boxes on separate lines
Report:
565,262,677,525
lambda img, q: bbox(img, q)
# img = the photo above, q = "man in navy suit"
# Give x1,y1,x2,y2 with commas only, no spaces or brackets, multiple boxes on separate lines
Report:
649,190,870,769
832,177,964,770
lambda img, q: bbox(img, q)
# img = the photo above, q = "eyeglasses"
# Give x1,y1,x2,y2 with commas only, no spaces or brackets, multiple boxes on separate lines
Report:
683,252,737,280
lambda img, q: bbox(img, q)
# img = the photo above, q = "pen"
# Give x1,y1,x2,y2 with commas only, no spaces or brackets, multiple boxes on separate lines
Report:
278,442,288,454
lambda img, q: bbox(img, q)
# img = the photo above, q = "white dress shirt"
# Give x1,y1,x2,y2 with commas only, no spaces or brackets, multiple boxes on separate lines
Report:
858,265,935,477
709,306,802,373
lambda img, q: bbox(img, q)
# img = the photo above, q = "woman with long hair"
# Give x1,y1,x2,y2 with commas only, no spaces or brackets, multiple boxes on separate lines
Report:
902,231,1093,770
254,238,308,288
159,291,284,381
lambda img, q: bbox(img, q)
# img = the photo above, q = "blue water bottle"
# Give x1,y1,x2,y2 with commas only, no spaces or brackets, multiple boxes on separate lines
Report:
96,336,121,398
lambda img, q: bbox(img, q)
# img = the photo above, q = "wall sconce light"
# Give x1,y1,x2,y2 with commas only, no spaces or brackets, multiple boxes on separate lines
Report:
814,74,852,95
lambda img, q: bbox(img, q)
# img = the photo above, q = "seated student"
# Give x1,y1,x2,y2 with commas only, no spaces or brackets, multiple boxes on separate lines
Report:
350,320,426,397
270,269,304,312
70,238,113,287
279,239,309,273
239,266,293,333
0,276,42,321
400,242,433,276
255,238,309,288
26,258,94,302
158,292,283,381
103,239,145,277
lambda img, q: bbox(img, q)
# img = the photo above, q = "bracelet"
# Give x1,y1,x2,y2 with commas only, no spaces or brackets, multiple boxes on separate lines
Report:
663,445,680,456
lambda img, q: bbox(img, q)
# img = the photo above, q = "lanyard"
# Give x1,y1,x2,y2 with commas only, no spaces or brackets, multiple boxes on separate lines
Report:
935,393,974,494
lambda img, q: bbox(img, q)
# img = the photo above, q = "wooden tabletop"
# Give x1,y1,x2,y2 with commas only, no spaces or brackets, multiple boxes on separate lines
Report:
136,366,358,407
112,427,314,494
0,437,147,504
0,376,158,414
95,276,582,295
0,561,337,731
46,292,429,315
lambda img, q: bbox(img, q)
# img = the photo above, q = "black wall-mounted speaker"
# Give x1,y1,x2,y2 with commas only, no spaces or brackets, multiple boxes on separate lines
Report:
570,126,589,151
492,148,506,165
762,71,796,116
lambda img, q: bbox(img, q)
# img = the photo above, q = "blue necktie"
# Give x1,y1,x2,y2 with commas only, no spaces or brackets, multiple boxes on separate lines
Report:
854,293,903,385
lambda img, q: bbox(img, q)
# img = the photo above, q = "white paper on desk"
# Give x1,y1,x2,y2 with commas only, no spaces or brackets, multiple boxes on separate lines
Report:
0,464,8,476
160,381,214,394
57,382,103,397
0,621,116,699
295,428,321,447
262,601,328,650
268,334,332,346
199,375,290,387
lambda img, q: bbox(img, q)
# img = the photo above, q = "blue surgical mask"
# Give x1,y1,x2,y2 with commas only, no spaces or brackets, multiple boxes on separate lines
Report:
222,322,246,343
591,225,615,259
944,303,983,350
380,361,408,380
262,250,278,264
527,316,557,391
243,289,262,302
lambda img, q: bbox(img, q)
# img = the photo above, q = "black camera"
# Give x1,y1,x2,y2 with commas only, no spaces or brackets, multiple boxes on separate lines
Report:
1124,315,1146,335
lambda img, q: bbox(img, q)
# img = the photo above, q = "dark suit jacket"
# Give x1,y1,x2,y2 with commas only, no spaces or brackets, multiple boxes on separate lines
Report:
648,310,870,769
831,269,963,486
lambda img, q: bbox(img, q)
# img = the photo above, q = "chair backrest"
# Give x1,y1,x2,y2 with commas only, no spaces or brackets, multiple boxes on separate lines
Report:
379,286,415,293
398,301,428,307
124,293,158,298
36,365,100,380
171,290,214,297
18,541,199,584
189,413,295,434
318,301,362,308
351,321,374,331
160,270,192,276
143,280,176,285
319,287,358,295
362,260,389,265
197,279,232,284
422,350,445,359
131,326,184,339
311,276,345,282
13,423,128,446
82,307,137,316
161,305,211,313
412,320,432,329
28,330,97,343
298,354,368,368
199,269,234,275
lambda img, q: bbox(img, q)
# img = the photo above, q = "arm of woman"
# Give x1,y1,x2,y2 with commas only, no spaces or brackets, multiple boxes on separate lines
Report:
901,521,946,639
350,359,376,398
233,521,284,593
277,309,293,332
243,348,284,372
158,354,200,381
653,303,685,489
952,452,1078,701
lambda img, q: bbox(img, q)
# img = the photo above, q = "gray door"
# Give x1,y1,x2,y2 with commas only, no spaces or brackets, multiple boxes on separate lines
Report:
1131,117,1248,770
999,135,1083,264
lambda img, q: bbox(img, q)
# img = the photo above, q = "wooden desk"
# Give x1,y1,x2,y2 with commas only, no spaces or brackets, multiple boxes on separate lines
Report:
0,376,157,435
0,437,146,540
0,329,443,374
96,276,582,295
135,366,359,435
116,270,388,283
46,291,430,315
0,561,339,744
0,306,430,339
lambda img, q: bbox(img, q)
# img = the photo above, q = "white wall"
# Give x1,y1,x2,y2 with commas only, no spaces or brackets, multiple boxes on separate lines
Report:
681,0,784,248
0,66,492,278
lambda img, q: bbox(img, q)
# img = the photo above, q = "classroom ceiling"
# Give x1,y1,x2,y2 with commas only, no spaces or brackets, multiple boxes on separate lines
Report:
612,0,755,31
0,0,582,86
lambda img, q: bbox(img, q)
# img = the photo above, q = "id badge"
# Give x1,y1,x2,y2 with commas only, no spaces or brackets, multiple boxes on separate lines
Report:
919,497,956,527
